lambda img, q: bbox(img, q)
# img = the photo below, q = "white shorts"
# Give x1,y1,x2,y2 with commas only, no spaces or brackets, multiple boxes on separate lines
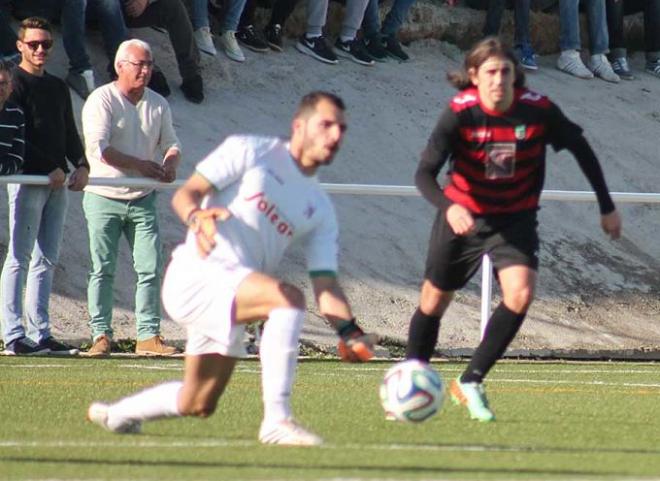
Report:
162,246,252,358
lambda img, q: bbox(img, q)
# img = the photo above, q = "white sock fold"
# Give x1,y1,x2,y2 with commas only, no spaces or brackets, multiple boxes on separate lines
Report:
107,381,183,430
260,307,304,426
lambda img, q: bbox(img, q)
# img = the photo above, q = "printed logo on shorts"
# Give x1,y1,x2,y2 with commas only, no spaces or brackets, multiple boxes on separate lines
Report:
245,192,294,237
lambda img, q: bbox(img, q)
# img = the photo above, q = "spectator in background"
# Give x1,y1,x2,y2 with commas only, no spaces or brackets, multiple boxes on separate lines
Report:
1,17,89,356
556,0,620,82
296,0,373,66
81,39,181,357
0,60,24,176
190,0,217,56
122,0,204,103
236,0,299,53
59,0,129,99
362,0,416,62
478,0,537,69
606,0,660,79
212,0,249,62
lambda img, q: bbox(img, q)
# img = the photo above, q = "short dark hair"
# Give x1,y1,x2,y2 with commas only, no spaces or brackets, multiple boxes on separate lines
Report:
18,17,52,41
447,36,526,90
295,91,345,119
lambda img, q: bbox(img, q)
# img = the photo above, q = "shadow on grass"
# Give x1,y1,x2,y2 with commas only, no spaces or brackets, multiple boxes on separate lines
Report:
0,455,629,478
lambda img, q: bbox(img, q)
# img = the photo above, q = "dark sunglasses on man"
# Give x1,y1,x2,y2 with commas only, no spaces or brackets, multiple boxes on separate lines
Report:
22,40,53,52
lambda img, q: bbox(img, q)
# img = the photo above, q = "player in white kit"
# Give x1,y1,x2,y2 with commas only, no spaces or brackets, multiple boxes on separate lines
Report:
86,91,376,446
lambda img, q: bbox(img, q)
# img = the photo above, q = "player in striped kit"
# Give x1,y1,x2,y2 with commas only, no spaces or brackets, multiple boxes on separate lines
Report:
87,91,375,445
405,37,622,422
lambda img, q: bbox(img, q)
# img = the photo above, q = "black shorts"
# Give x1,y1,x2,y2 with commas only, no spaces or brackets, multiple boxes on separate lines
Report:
424,209,539,291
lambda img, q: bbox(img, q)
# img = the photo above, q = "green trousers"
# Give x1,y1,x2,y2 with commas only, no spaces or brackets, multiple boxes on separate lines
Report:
83,191,163,341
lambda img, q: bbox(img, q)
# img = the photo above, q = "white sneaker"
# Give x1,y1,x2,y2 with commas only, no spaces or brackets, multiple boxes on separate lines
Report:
589,54,621,83
194,26,217,56
219,30,245,62
557,50,594,79
258,418,323,446
87,402,142,434
81,69,95,94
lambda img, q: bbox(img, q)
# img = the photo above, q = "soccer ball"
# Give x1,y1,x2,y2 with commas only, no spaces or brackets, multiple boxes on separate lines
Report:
379,360,445,422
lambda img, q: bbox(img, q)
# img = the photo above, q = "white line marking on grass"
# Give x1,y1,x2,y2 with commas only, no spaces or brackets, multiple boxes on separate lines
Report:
492,378,660,388
332,366,660,375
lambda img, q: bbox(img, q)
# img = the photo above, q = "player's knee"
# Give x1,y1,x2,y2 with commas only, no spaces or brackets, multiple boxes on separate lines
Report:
419,284,453,316
278,282,305,309
504,286,535,313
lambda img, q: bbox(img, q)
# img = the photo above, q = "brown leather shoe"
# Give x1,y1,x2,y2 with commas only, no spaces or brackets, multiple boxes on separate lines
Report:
87,335,111,357
135,336,180,356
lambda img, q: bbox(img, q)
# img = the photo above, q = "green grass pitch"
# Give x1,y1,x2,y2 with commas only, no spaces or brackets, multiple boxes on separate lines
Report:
1,357,659,480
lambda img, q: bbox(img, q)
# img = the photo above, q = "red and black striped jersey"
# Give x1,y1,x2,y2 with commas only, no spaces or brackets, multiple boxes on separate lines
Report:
417,87,585,215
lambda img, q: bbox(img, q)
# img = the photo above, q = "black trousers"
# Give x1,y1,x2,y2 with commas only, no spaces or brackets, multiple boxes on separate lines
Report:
606,0,660,56
239,0,300,28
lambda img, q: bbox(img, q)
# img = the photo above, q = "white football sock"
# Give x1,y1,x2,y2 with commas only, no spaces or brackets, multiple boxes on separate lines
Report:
107,381,182,430
260,307,304,426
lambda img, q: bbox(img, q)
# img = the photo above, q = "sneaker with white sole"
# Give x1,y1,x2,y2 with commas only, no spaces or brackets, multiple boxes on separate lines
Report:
610,56,634,80
645,58,660,78
449,377,495,422
589,54,620,83
3,336,50,356
194,27,217,56
87,402,142,434
557,50,594,79
334,38,375,66
296,35,337,65
258,418,323,446
219,30,245,62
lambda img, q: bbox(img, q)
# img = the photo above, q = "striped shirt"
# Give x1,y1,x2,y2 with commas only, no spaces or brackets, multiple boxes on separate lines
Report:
416,87,613,215
0,101,24,175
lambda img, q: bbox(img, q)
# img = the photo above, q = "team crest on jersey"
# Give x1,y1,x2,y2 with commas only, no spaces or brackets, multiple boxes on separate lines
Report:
515,125,526,140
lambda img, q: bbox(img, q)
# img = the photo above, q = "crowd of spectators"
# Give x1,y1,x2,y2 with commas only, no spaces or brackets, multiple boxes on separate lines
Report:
0,1,658,356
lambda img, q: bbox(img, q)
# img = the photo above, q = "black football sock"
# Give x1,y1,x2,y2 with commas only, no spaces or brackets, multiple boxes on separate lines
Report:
405,308,441,362
460,303,526,384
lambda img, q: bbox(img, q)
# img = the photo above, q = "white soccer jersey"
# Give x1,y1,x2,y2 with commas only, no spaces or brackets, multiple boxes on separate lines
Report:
179,135,339,275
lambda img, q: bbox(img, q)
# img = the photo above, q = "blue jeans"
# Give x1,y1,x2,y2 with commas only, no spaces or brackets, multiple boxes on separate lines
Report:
83,192,163,342
61,0,128,73
559,0,609,54
483,0,531,48
1,185,68,345
190,0,209,29
362,0,417,38
221,0,249,31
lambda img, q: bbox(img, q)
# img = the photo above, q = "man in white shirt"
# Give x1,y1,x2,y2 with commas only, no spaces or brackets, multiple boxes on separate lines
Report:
87,91,376,446
81,38,180,357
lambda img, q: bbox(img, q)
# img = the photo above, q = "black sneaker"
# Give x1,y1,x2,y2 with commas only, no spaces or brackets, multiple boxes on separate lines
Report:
236,25,269,53
364,37,389,63
181,74,204,104
264,23,283,52
3,337,50,356
335,38,375,66
39,337,79,356
148,69,171,98
296,35,338,65
384,35,409,62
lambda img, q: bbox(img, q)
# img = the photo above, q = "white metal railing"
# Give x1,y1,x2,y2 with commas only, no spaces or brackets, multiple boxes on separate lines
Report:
2,175,659,339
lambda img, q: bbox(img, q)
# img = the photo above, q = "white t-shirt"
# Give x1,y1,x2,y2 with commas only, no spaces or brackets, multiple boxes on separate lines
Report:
178,135,339,275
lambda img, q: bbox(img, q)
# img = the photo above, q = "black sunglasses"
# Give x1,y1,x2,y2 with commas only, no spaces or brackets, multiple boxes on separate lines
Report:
23,40,53,52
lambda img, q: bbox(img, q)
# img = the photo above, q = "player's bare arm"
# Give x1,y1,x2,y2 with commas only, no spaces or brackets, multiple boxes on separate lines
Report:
312,275,377,362
172,172,231,258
